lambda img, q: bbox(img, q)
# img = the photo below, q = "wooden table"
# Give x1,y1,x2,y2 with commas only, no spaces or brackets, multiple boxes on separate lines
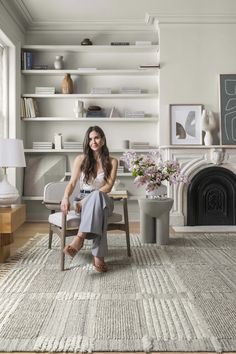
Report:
0,205,26,262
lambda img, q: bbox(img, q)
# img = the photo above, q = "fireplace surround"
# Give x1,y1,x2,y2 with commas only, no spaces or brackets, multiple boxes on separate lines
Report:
161,146,236,226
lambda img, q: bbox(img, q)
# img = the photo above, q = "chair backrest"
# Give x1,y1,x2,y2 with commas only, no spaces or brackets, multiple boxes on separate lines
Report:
43,180,80,211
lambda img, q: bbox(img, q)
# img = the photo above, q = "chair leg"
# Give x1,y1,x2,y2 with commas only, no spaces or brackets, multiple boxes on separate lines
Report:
61,213,67,271
48,224,53,249
123,198,131,257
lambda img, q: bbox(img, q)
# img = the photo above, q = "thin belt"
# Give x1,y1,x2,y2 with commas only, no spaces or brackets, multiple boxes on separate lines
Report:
80,189,92,194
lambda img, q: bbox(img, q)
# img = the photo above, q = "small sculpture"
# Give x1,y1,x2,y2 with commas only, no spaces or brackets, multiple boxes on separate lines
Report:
201,109,217,145
81,38,93,45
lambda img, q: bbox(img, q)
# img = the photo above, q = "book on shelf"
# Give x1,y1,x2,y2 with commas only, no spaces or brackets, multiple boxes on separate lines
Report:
120,87,141,94
21,98,39,118
35,87,56,94
21,51,33,70
125,110,145,118
135,41,152,46
32,65,49,70
110,42,130,46
90,88,111,94
138,64,160,69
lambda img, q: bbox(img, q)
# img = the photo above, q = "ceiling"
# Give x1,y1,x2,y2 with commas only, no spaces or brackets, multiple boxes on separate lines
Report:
3,0,236,32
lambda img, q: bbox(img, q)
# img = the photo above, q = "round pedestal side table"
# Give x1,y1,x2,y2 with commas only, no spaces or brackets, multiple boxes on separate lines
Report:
138,198,174,245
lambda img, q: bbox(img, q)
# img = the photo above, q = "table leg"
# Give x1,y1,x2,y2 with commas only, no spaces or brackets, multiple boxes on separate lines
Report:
155,212,170,245
0,233,13,262
140,211,155,243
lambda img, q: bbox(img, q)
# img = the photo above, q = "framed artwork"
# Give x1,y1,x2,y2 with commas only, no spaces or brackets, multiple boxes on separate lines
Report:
219,74,236,145
170,104,203,145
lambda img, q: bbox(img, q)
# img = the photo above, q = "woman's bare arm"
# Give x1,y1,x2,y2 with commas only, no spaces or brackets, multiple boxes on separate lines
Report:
99,157,118,194
61,155,84,213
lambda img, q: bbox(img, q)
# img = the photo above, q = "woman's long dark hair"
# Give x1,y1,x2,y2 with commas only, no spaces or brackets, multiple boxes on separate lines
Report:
81,126,112,183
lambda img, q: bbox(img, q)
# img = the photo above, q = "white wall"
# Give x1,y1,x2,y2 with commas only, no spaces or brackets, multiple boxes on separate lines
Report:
159,22,236,145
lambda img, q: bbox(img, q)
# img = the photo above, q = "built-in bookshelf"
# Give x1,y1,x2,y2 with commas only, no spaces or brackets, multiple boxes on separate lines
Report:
21,43,159,220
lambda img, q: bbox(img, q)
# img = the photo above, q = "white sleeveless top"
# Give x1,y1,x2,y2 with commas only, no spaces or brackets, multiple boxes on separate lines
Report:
79,171,105,191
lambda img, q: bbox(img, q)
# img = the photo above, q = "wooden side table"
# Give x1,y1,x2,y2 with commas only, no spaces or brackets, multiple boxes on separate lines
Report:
0,205,26,262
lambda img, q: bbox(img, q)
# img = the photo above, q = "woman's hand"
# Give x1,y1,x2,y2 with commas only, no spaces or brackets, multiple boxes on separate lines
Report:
60,197,70,214
74,200,82,214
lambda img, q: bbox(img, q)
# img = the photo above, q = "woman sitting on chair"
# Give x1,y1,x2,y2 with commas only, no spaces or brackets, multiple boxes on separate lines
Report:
61,126,118,273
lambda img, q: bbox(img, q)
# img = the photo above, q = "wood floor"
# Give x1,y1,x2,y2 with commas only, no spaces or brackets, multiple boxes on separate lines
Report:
1,222,234,354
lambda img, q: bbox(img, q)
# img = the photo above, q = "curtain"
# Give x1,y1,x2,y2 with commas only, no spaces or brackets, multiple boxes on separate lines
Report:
0,45,4,138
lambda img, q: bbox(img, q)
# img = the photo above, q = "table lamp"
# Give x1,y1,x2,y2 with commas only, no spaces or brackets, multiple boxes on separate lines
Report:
0,138,26,207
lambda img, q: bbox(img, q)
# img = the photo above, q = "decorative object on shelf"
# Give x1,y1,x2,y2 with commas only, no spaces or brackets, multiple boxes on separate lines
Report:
122,150,187,198
54,55,64,70
86,105,105,118
211,148,225,165
170,104,203,145
74,100,84,118
54,133,62,150
122,140,130,149
201,109,218,146
219,74,236,145
81,38,93,45
0,139,26,207
61,73,73,94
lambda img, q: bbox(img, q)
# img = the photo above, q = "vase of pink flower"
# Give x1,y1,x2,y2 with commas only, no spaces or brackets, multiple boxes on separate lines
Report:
122,150,187,198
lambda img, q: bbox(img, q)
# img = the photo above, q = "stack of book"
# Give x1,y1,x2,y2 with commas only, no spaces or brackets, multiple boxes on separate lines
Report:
63,141,83,150
130,142,151,150
125,110,145,118
32,142,53,150
117,165,125,174
120,87,141,94
90,88,111,94
35,87,56,94
21,98,39,118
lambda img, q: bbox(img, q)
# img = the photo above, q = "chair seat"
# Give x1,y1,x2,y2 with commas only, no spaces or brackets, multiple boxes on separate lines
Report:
49,211,122,229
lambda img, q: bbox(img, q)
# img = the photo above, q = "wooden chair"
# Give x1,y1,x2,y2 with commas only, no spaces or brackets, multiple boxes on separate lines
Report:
43,181,131,270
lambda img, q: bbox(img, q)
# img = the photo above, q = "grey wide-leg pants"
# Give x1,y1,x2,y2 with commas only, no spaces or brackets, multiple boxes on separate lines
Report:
79,190,114,257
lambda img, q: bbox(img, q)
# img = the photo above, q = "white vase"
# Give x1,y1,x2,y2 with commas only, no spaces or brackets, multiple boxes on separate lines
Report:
54,55,63,70
146,184,167,199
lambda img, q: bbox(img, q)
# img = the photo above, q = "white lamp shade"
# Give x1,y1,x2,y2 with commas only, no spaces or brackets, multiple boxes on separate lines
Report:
0,139,26,167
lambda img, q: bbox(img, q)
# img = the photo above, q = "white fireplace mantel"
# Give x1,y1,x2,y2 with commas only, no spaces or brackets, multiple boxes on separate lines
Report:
160,145,236,226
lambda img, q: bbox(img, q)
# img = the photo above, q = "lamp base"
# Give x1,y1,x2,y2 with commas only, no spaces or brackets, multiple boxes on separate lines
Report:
0,174,19,207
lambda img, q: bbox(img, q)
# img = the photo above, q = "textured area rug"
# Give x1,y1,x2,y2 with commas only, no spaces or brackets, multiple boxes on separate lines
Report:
0,232,236,352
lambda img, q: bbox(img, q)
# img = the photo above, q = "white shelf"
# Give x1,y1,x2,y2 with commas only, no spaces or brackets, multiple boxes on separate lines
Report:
22,117,158,122
22,93,156,98
22,44,159,53
24,148,157,153
22,69,158,76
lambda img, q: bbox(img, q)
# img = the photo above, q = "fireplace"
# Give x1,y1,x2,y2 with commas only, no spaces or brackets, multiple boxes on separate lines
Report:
161,146,236,227
187,166,236,225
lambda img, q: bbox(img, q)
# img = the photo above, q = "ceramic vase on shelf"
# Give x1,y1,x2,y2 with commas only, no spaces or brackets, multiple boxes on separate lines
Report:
54,55,63,70
74,99,84,118
146,184,167,199
61,73,73,94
